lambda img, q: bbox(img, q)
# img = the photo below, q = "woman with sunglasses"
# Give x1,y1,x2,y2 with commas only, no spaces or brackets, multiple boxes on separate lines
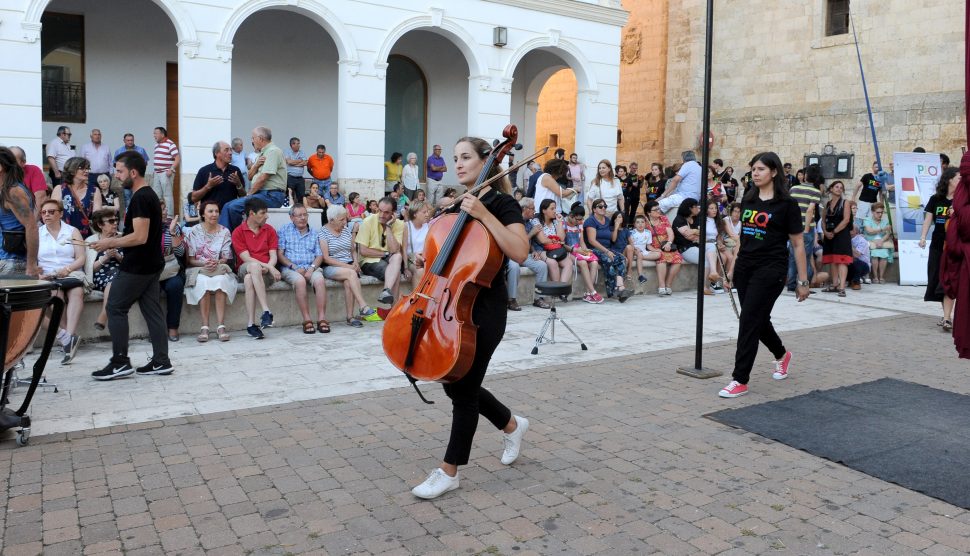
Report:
584,199,632,301
51,157,102,238
37,199,87,364
86,209,123,331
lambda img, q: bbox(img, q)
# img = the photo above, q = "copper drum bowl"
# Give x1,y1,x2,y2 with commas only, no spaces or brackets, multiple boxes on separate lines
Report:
1,280,56,372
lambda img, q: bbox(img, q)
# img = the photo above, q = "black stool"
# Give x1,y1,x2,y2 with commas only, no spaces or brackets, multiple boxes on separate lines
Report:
531,281,588,355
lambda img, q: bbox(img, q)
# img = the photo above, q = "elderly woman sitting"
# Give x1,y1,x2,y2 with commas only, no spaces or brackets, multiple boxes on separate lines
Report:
318,205,378,327
184,200,237,342
85,208,122,331
37,199,86,364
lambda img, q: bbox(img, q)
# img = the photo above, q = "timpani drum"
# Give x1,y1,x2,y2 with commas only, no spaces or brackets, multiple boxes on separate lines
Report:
0,279,63,446
1,279,56,371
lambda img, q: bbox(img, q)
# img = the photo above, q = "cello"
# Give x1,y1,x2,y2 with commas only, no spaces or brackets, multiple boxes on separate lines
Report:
382,126,520,399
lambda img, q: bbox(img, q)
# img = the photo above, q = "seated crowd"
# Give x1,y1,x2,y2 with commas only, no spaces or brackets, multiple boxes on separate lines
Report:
2,135,918,366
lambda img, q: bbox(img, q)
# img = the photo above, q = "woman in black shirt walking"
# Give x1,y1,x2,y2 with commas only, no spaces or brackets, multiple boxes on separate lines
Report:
719,152,809,399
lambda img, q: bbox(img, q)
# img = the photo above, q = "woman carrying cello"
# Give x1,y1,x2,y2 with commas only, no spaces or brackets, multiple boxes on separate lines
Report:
409,136,532,499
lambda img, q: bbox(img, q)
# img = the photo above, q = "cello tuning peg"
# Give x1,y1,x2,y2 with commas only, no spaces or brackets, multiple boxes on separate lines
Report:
492,139,500,148
514,144,523,150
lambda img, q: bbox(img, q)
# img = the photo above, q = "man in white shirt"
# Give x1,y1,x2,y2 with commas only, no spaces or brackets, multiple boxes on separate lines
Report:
78,129,113,188
230,137,251,190
46,126,74,185
658,150,702,214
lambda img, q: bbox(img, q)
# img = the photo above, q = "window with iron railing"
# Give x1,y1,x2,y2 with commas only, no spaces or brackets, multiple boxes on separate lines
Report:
41,12,86,123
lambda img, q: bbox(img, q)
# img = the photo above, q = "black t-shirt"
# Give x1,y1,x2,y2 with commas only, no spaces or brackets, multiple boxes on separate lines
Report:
121,186,164,274
737,195,802,273
924,194,952,246
672,215,699,251
623,175,642,199
858,173,882,203
192,162,245,209
645,178,665,202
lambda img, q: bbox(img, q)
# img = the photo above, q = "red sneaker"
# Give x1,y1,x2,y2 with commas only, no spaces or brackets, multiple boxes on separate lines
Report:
772,351,792,380
718,380,748,398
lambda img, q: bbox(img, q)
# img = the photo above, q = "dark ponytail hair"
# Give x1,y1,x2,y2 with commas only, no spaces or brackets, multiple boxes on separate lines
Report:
742,152,791,203
0,147,26,211
935,167,959,198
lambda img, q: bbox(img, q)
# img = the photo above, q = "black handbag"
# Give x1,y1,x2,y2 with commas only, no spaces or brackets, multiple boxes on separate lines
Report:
1,230,26,256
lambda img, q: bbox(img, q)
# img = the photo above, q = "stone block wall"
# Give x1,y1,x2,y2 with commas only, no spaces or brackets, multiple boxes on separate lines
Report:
534,69,578,163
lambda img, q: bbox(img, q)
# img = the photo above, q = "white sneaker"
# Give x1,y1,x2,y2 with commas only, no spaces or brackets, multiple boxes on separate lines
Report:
500,415,529,465
411,468,459,499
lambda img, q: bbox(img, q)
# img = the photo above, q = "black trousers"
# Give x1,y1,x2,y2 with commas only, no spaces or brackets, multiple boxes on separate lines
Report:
732,263,787,384
286,175,306,203
108,270,168,364
441,300,512,466
624,194,639,227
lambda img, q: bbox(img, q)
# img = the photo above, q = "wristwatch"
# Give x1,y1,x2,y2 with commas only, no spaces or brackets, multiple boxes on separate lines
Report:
309,265,317,271
797,280,810,287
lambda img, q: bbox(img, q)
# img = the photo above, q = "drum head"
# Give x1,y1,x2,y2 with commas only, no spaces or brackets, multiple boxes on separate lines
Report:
0,279,55,311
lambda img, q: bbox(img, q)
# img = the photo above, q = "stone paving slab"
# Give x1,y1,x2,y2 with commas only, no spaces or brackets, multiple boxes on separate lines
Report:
1,310,967,555
8,283,916,437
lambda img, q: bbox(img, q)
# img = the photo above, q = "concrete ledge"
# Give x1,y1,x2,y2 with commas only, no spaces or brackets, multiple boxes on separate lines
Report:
70,260,700,341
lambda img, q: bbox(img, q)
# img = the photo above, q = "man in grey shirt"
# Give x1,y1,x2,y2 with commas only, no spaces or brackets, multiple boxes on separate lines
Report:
658,150,702,213
284,137,307,204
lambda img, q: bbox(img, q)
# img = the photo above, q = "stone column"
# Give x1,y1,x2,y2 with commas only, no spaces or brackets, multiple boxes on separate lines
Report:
574,88,621,167
340,63,390,202
177,40,230,210
0,18,44,163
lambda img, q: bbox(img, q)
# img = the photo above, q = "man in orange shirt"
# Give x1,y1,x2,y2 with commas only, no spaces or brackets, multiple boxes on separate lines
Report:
307,144,335,195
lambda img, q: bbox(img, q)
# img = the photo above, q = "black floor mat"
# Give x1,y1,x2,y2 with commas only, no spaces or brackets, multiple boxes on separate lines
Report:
706,378,970,509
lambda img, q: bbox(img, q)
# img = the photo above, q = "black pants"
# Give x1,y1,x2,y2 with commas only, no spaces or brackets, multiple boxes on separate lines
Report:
625,195,639,227
441,299,512,466
287,175,306,203
732,264,787,384
107,270,168,364
848,259,870,283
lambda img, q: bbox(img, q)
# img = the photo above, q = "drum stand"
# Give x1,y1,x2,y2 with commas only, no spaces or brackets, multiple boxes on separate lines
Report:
531,281,588,355
0,296,64,446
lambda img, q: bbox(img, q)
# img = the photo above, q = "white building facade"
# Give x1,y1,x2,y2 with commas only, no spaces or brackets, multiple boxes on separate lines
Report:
1,0,627,202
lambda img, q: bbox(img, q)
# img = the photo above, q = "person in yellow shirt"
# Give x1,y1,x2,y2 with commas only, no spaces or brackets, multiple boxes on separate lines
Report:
384,152,403,193
355,196,407,304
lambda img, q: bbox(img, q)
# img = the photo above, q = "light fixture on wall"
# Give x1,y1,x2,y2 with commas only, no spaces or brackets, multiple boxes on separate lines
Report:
493,27,508,47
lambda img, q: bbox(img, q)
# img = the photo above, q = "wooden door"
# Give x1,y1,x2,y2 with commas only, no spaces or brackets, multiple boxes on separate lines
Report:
166,62,180,215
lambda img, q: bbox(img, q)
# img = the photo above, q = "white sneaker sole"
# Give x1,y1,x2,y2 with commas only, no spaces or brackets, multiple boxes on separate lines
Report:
93,368,135,381
718,389,747,398
411,479,459,499
772,372,788,380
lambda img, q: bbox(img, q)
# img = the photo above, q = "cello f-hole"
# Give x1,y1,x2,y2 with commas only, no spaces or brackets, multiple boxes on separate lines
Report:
441,287,454,321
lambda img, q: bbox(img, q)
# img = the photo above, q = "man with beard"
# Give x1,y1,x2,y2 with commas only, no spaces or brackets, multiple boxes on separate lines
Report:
89,152,173,380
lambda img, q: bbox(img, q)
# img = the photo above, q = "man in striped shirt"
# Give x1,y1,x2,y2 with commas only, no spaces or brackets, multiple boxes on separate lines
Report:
152,127,180,217
787,163,824,290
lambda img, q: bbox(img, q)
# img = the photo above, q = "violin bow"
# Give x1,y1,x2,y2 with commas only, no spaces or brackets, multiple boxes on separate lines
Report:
441,146,550,210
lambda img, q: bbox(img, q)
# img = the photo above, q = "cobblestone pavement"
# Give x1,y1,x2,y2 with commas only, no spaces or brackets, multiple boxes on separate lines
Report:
2,311,968,555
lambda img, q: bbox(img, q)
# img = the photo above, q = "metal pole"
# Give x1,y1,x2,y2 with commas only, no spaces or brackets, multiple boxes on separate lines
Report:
678,0,721,379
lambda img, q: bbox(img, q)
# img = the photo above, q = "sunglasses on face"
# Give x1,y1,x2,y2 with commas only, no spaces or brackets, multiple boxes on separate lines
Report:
594,205,606,209
103,218,119,224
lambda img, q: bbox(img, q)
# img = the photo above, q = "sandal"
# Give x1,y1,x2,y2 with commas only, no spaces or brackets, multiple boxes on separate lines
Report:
216,325,230,342
822,286,839,293
346,317,363,328
93,322,106,331
302,320,316,334
837,289,846,297
197,326,210,343
317,319,331,333
943,320,953,331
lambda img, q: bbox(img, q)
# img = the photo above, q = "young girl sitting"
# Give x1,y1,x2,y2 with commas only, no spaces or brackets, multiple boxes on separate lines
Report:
563,204,602,303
